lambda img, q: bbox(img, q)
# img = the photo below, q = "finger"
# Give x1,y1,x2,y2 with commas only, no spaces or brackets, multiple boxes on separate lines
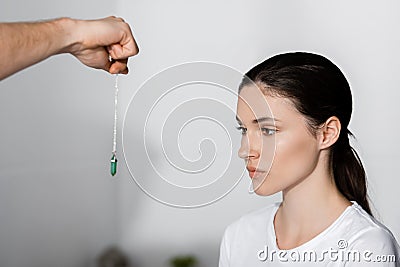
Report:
107,25,139,60
123,33,139,57
106,15,124,22
104,59,112,73
109,59,128,74
120,66,129,75
96,48,113,71
78,47,112,72
107,38,138,60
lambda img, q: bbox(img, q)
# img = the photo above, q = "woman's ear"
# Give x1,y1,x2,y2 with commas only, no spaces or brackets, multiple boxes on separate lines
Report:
318,116,341,150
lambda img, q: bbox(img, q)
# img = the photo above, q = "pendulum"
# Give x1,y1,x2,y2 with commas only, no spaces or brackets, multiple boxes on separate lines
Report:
110,74,119,176
111,153,117,176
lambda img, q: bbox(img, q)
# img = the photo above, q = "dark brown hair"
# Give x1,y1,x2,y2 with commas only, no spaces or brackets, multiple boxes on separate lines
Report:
239,52,372,216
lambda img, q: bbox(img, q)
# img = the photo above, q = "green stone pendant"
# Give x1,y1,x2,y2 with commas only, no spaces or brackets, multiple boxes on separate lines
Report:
110,154,118,176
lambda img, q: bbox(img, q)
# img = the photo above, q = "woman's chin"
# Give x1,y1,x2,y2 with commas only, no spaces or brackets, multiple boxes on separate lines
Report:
253,187,279,196
253,183,277,196
251,179,280,196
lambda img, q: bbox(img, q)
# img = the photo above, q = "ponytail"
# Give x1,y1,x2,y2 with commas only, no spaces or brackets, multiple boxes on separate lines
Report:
331,130,372,216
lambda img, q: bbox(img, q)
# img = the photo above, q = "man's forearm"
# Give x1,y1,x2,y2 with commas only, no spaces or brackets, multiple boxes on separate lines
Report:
0,18,75,80
0,16,138,80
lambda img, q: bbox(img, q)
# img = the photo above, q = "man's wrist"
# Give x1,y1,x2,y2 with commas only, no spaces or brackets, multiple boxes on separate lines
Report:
53,17,81,55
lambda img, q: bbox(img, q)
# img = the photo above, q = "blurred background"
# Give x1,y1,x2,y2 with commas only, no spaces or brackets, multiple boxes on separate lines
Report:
1,1,399,266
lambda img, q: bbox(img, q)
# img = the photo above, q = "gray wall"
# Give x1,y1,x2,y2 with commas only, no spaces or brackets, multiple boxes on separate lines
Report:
0,1,399,267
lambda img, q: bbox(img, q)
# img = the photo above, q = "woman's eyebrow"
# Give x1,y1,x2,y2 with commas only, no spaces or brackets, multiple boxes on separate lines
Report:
235,115,279,124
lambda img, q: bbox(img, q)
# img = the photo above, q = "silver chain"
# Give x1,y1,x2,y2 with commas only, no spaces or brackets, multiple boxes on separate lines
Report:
112,74,119,155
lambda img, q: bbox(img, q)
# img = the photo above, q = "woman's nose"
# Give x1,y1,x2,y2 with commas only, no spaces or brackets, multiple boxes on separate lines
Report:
238,134,260,160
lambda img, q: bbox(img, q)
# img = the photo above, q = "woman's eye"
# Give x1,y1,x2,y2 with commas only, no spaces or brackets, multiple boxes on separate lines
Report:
235,126,247,135
261,128,276,136
235,126,276,136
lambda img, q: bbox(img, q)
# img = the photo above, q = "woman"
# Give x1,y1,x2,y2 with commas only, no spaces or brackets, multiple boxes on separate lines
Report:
219,52,400,266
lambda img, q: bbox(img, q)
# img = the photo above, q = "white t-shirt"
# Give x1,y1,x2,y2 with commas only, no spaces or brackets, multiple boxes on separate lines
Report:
219,201,400,266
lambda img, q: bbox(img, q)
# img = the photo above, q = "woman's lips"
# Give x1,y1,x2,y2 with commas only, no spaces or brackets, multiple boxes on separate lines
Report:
248,170,265,179
246,166,265,179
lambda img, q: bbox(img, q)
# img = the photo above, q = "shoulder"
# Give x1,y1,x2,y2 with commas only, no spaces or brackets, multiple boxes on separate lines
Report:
344,202,400,254
220,203,280,267
223,202,279,239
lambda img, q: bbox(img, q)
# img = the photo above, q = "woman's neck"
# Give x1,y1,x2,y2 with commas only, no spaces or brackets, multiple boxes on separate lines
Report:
274,152,351,250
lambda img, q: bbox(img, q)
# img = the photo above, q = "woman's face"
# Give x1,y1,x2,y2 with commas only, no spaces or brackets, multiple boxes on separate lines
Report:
236,85,321,196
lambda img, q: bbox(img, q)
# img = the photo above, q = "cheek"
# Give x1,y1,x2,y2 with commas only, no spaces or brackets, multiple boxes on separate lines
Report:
272,132,318,181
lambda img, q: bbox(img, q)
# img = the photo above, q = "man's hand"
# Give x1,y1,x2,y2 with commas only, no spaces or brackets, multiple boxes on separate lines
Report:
0,16,139,80
67,16,139,75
